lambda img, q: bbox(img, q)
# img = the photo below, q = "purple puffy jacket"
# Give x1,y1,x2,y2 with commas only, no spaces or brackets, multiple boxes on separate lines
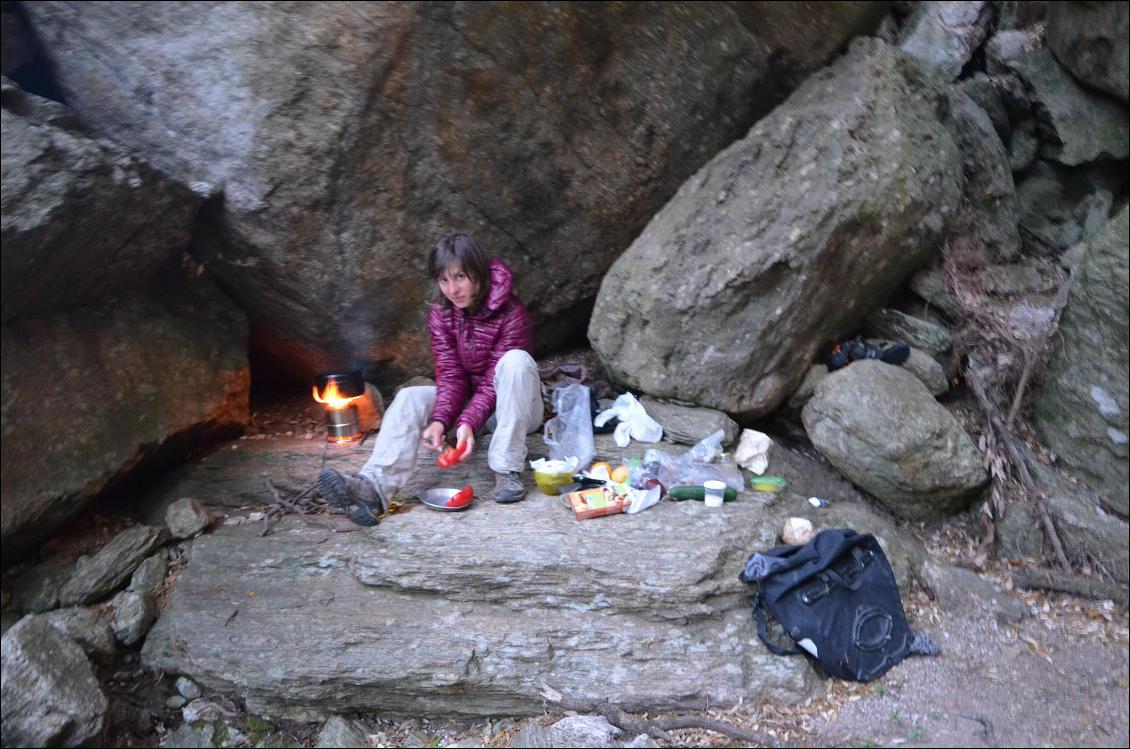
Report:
428,259,533,433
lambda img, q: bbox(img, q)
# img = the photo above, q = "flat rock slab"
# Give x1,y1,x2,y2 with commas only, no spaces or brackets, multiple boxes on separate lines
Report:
142,434,926,720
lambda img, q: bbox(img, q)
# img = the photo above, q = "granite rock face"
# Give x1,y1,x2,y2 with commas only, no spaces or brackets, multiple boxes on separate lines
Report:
0,80,202,322
1035,207,1129,516
1047,1,1129,102
1003,49,1129,166
23,1,886,386
589,40,962,418
899,1,992,80
1,280,248,564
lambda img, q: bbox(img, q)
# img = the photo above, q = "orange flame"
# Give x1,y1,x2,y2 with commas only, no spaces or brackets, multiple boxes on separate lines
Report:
312,381,361,410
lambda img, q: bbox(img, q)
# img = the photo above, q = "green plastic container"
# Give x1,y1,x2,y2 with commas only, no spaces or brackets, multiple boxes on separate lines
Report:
749,475,787,493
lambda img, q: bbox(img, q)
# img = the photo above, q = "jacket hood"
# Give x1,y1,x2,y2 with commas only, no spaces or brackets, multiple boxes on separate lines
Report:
481,259,514,313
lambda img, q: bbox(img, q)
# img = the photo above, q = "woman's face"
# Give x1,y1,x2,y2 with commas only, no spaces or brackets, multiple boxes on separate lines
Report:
437,262,480,310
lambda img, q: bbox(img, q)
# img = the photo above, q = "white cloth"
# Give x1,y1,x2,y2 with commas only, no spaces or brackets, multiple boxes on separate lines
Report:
735,429,773,475
358,349,543,497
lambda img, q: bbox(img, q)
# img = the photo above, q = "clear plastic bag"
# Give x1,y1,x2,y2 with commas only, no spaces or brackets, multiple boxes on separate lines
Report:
542,383,595,468
642,429,744,492
686,429,726,463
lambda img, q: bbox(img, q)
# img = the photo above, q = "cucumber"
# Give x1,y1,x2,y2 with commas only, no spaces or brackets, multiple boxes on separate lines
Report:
668,485,738,502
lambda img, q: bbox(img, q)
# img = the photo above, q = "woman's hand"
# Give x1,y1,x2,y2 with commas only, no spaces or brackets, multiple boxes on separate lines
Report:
421,421,446,452
455,424,476,458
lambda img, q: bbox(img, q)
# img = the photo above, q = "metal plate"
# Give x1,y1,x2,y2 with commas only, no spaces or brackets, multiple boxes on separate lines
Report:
419,487,474,512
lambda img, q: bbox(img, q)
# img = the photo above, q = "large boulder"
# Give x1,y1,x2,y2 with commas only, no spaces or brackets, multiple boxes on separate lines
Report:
1046,1,1129,102
589,40,963,418
1,616,107,747
0,279,249,565
141,432,930,719
802,361,988,520
1003,49,1129,166
23,1,887,386
1034,207,1129,516
1,79,202,322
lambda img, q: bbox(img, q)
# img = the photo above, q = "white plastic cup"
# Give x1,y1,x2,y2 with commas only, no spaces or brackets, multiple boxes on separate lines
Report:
703,480,726,508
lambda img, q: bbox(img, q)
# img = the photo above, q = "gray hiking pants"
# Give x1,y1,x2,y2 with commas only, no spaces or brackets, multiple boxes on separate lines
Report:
358,349,543,498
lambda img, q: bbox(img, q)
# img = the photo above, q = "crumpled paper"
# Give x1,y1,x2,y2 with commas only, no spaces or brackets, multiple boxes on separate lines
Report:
626,485,662,515
735,429,773,475
594,392,663,448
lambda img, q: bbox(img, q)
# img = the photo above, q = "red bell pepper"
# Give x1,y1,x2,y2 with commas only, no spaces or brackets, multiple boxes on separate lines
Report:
446,485,474,507
437,439,470,469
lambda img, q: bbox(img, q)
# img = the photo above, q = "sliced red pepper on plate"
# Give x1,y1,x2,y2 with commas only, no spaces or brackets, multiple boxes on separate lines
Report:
445,485,474,507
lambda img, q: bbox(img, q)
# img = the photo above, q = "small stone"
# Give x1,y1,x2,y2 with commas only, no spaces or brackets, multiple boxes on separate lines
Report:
624,735,661,748
160,722,214,748
176,676,203,701
129,554,169,595
166,498,211,539
57,525,168,607
547,715,622,747
182,698,225,724
315,716,369,748
110,591,157,646
166,695,187,709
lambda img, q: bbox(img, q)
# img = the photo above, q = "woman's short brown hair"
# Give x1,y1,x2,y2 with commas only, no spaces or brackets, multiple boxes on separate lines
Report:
428,231,490,307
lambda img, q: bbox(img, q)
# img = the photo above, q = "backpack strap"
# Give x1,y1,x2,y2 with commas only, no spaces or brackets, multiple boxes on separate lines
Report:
752,591,804,656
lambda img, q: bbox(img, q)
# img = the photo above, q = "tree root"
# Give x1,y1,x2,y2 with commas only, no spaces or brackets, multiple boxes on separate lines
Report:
540,686,782,747
966,362,1071,572
1014,569,1129,607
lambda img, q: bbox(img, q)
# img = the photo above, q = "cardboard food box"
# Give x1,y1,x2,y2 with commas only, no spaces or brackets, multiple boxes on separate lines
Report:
566,485,632,520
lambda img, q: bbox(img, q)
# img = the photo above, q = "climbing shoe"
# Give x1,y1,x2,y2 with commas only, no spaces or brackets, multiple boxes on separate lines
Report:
826,342,851,371
317,467,383,526
492,471,527,504
827,337,910,370
876,340,910,366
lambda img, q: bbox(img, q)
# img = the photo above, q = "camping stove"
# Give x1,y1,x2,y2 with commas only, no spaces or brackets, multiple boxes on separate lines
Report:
313,370,365,443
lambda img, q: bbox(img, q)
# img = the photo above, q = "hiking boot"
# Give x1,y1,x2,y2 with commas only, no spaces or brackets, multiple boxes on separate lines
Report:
317,467,383,526
492,471,527,504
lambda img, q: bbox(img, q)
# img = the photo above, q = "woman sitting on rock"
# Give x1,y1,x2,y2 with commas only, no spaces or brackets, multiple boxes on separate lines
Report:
317,231,543,525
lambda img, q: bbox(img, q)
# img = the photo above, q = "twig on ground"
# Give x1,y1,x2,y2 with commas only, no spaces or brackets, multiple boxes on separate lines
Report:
265,480,336,531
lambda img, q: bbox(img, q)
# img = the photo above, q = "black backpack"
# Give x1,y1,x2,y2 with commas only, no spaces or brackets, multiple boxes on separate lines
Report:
739,528,936,682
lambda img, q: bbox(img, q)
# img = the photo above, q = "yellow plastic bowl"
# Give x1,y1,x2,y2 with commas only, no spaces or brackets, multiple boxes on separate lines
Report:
533,469,575,495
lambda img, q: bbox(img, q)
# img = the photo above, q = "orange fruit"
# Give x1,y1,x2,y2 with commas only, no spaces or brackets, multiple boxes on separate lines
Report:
610,465,630,483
